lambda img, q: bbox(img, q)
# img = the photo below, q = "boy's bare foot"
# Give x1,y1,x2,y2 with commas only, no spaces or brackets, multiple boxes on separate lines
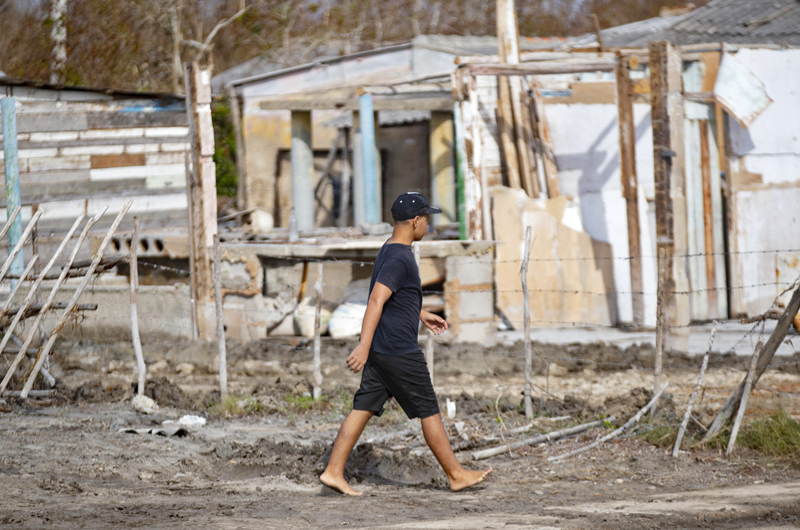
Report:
449,467,493,492
319,471,363,496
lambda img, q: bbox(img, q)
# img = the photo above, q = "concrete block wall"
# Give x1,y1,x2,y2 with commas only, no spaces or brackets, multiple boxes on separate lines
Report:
444,252,496,346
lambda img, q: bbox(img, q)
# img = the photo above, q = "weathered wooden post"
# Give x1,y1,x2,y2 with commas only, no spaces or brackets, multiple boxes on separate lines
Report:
312,262,323,400
130,216,146,396
522,226,533,419
213,235,228,399
653,247,666,416
290,111,315,231
184,62,218,340
616,54,644,327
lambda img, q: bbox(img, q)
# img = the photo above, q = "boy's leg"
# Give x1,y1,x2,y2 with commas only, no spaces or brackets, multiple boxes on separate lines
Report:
420,413,492,492
320,409,374,496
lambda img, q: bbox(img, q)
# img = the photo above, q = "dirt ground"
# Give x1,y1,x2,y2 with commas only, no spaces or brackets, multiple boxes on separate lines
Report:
2,337,800,529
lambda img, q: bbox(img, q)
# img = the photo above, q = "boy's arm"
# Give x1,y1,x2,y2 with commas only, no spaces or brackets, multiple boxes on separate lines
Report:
346,282,393,373
420,309,448,335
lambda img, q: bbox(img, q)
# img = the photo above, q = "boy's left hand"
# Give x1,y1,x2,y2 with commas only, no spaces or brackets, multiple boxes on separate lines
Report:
421,310,448,335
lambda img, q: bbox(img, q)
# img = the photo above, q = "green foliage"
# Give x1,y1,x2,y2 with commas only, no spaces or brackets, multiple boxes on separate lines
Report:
207,394,262,417
212,98,238,198
736,410,800,456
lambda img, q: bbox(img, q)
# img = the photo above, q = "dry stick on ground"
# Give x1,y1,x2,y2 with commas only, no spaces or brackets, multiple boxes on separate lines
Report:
726,341,762,456
548,383,669,462
521,226,534,418
703,281,800,440
213,235,228,399
0,214,86,394
312,261,323,400
0,211,43,284
130,216,146,396
473,417,614,460
21,205,129,397
494,388,514,458
673,322,717,456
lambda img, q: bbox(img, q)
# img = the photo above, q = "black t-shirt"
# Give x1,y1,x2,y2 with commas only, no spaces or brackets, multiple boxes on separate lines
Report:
368,242,422,354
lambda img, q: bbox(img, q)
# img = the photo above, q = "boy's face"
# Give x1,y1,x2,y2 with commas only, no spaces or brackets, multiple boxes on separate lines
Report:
412,215,430,241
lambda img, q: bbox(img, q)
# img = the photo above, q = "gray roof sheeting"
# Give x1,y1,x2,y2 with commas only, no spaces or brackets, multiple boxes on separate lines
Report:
577,0,800,47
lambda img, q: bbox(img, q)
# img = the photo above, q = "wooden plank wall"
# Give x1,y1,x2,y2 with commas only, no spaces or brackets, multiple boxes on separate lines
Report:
0,95,190,255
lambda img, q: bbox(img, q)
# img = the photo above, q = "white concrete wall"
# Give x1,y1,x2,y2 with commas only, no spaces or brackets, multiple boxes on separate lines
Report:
727,49,800,316
544,101,657,326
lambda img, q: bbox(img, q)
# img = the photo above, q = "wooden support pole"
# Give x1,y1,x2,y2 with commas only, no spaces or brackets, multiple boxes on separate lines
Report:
653,247,666,416
591,14,605,53
359,94,380,224
698,120,718,313
453,102,470,239
184,62,218,340
649,40,689,353
465,61,616,76
0,211,43,285
130,216,146,396
226,84,248,213
2,98,25,283
496,0,521,191
338,127,352,228
673,323,716,456
518,88,540,198
522,226,533,419
312,261,323,400
291,110,315,231
21,204,132,398
726,342,761,456
429,112,457,224
616,55,644,326
213,235,228,399
529,87,560,198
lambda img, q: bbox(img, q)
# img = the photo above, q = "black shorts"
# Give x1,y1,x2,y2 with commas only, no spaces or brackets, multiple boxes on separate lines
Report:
352,349,440,420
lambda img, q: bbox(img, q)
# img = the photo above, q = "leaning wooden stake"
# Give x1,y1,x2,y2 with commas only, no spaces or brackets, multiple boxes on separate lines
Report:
472,416,614,460
704,281,800,440
0,257,38,317
213,235,228,399
0,206,21,243
549,383,669,462
312,261,323,400
653,247,667,416
521,226,533,418
130,216,146,396
673,322,716,456
0,214,87,395
0,210,42,284
726,342,762,456
21,204,130,397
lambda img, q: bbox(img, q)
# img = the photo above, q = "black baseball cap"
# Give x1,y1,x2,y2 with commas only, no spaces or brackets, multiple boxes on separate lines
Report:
391,192,443,221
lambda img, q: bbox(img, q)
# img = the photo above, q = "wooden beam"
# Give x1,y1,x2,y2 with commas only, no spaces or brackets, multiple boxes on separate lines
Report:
616,56,644,326
698,120,718,315
464,60,616,76
649,41,689,351
258,96,452,112
530,86,560,198
184,62,217,340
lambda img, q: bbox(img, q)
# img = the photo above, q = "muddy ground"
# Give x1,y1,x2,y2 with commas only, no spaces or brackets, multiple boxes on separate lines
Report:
2,337,800,529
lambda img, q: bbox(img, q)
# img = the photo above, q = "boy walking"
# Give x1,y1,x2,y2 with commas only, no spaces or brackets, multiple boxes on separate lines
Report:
320,192,492,496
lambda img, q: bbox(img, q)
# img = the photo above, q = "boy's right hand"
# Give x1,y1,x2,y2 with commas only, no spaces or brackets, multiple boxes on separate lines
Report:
346,344,370,374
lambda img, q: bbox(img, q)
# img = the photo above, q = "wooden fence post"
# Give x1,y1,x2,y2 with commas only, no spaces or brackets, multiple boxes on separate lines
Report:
522,226,533,419
653,247,666,416
213,236,228,399
312,261,324,400
130,216,146,396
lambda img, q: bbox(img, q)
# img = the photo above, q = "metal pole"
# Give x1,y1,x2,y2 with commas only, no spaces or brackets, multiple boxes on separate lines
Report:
1,98,24,285
359,94,379,223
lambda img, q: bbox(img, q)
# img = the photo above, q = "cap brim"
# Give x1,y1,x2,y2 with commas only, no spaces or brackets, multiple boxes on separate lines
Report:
422,207,443,215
